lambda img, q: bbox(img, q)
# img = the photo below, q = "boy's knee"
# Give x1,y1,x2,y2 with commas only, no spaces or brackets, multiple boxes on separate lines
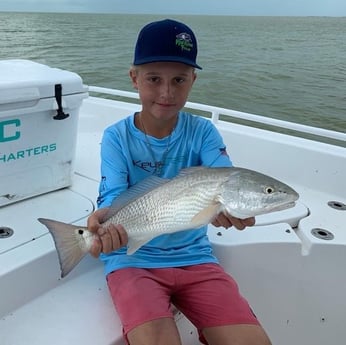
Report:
127,317,182,345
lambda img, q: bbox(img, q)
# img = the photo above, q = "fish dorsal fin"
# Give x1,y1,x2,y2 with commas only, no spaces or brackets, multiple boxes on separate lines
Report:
176,166,208,178
104,175,170,220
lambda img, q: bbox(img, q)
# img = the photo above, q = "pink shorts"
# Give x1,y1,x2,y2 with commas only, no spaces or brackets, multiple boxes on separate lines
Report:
107,263,259,344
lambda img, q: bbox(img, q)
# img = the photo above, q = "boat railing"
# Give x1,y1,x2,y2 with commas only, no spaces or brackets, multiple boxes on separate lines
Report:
88,86,346,145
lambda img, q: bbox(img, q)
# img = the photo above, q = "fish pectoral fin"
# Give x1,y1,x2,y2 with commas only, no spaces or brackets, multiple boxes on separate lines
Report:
38,218,89,278
191,204,220,227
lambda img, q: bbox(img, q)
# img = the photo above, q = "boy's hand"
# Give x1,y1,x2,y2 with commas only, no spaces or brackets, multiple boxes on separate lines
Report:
212,212,255,230
87,208,128,257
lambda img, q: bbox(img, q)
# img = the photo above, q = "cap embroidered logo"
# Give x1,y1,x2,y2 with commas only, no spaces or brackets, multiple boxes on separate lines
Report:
176,33,193,52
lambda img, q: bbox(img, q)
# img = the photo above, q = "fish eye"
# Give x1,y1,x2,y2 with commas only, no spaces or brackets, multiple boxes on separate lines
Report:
264,186,275,194
78,229,84,235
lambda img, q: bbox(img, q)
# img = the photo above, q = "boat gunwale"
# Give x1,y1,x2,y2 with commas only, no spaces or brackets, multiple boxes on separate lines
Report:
88,85,346,145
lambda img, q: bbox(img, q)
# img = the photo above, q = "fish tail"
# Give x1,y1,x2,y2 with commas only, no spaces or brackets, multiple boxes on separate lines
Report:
38,218,89,278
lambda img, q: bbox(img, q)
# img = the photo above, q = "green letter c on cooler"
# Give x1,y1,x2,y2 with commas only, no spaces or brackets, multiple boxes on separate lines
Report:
0,119,21,142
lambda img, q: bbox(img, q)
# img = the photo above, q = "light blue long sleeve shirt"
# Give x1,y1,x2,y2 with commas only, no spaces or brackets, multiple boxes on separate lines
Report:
97,111,232,275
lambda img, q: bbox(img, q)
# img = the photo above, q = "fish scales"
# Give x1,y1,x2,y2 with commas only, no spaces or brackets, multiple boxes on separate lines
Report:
103,169,228,236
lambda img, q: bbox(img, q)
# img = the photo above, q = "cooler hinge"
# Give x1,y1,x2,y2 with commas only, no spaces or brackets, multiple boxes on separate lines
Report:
54,84,70,120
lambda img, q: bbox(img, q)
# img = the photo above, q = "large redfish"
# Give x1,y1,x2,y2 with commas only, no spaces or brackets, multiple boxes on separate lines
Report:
39,167,299,277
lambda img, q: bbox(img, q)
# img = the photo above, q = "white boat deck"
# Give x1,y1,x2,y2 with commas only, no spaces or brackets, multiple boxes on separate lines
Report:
1,91,345,345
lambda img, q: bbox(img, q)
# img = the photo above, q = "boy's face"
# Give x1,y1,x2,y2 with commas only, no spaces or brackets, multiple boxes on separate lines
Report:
130,62,196,121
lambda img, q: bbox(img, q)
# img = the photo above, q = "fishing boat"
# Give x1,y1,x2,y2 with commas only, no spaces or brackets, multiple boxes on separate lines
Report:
0,60,345,345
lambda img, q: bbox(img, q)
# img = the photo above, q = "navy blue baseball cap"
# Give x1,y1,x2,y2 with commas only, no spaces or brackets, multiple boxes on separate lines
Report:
133,19,202,69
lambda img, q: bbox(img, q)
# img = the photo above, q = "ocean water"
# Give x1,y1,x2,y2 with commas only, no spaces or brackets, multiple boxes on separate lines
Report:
0,12,345,133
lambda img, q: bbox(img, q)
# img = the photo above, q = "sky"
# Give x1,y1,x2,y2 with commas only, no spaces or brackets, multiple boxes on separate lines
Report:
0,0,345,16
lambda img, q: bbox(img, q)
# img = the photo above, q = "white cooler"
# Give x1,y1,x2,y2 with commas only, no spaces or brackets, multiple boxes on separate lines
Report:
0,60,88,206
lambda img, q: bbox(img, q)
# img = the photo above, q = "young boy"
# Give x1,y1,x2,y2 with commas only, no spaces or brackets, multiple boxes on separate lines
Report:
87,19,271,345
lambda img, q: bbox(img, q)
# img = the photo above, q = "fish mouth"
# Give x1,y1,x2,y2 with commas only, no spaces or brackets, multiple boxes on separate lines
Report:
268,201,297,213
225,201,298,220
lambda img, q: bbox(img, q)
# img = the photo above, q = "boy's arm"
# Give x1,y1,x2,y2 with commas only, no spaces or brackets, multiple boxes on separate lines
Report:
97,127,129,209
89,126,130,256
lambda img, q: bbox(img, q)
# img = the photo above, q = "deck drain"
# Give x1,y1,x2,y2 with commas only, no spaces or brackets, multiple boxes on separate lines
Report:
311,228,334,240
0,227,14,238
328,201,346,210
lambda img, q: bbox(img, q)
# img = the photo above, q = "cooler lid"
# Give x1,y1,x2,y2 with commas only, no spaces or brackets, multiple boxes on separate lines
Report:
0,59,87,105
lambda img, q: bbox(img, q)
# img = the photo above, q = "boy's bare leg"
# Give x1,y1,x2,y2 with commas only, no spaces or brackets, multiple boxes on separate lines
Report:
127,318,182,345
203,324,272,345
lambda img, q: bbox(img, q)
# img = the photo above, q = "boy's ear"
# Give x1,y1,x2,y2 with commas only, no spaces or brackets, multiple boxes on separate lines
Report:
129,68,138,89
192,71,197,83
